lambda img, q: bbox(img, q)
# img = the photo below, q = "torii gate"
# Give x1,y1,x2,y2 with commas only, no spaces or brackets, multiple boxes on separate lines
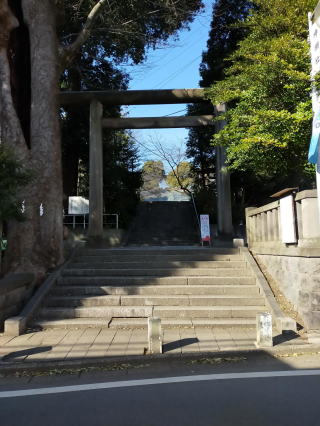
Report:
60,89,232,239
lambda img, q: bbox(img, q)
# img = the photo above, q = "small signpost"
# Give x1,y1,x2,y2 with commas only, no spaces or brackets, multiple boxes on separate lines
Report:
256,313,273,348
200,214,211,246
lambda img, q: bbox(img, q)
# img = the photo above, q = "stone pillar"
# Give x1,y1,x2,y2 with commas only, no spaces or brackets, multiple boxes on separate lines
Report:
215,104,233,236
148,317,162,354
245,207,256,247
88,100,103,238
256,312,273,348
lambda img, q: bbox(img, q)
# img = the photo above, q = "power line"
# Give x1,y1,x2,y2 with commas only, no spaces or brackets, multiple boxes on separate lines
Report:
154,55,202,89
163,108,187,117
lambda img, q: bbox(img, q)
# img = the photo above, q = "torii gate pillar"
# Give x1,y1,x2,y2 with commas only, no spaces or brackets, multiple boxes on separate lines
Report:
215,104,233,236
88,100,103,238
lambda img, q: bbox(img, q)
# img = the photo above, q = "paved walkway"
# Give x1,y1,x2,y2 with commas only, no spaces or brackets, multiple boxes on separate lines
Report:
0,327,310,366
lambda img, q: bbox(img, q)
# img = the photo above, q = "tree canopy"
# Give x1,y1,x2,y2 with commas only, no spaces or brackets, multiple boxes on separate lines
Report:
166,161,194,192
207,0,316,187
57,0,204,67
142,160,165,191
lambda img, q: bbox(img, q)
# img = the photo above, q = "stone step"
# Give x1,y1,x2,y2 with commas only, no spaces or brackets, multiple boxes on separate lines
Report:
46,295,265,308
33,318,257,330
62,268,251,277
74,254,243,263
51,284,260,297
153,305,266,319
58,276,256,286
77,248,240,256
109,318,257,329
38,305,265,319
68,261,247,270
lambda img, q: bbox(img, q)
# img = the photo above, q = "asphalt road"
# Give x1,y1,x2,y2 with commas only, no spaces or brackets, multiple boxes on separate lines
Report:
1,368,320,426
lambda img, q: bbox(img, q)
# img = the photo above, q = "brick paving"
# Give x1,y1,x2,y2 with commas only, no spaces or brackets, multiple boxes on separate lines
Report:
0,327,310,365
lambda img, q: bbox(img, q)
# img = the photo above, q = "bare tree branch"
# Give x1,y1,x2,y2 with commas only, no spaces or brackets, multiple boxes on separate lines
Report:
59,0,108,68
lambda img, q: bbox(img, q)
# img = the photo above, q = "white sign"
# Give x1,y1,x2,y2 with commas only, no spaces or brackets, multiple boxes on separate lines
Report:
68,196,89,215
200,214,211,242
279,195,297,244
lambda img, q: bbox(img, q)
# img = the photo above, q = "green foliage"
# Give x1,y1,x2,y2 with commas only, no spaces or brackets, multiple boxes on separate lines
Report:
166,161,194,191
207,0,317,184
0,146,31,222
142,160,165,191
187,0,252,218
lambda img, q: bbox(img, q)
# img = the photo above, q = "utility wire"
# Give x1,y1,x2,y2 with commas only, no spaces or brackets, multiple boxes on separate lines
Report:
163,108,187,117
154,55,202,89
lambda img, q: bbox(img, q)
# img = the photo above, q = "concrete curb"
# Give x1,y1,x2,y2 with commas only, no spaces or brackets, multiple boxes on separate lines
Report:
0,343,319,375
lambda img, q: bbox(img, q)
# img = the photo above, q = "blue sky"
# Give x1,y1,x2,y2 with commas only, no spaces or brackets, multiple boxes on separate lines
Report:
121,0,213,163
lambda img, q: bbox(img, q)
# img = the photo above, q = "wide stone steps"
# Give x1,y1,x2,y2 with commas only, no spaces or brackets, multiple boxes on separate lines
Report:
38,305,265,319
58,276,256,286
61,268,250,277
45,295,265,308
50,284,260,296
35,247,269,331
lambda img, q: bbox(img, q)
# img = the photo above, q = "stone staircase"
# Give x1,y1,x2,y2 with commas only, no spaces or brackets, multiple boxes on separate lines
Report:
34,247,268,330
126,201,199,245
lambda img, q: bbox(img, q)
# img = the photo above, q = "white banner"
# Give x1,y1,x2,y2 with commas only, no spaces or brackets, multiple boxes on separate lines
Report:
200,214,211,242
309,4,320,226
308,7,320,163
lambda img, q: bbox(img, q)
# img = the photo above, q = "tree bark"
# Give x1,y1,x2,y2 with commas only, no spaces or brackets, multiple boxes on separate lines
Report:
22,0,63,272
1,0,63,276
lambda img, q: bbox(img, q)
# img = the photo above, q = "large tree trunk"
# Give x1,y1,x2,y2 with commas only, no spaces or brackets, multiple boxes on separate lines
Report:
1,0,63,276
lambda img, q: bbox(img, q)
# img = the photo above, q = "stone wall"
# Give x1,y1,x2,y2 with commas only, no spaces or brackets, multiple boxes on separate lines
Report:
255,255,320,330
246,189,320,333
0,274,36,330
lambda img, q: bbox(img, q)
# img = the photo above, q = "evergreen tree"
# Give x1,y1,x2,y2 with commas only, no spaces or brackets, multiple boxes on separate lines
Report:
186,0,251,218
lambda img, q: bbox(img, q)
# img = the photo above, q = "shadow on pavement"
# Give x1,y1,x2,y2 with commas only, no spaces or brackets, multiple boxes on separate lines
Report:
273,331,300,346
163,337,199,353
2,346,52,362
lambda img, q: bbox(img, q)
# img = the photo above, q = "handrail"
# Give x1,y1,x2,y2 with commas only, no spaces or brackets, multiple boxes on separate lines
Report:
63,213,119,229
